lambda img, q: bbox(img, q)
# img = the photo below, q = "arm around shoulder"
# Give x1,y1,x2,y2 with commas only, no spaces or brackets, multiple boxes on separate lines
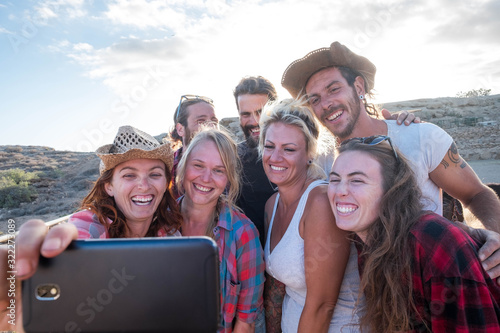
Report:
430,141,500,233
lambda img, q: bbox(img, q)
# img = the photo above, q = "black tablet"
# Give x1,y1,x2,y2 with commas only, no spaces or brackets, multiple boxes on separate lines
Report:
22,237,220,333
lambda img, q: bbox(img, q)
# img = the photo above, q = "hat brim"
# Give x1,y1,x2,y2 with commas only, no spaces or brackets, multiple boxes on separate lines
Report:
97,144,174,175
282,42,376,98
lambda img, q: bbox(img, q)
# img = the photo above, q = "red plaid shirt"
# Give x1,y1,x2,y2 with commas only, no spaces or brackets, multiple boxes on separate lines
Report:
356,213,500,332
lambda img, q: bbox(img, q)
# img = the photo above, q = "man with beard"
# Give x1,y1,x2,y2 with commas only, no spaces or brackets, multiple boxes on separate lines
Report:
169,95,218,198
233,76,278,246
233,75,417,244
234,75,421,333
281,41,500,269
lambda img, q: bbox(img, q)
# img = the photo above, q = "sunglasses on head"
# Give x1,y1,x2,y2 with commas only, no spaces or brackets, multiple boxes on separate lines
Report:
341,135,399,161
175,95,213,122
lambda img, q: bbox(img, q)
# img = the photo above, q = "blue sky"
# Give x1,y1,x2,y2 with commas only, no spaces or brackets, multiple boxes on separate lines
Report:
1,0,499,151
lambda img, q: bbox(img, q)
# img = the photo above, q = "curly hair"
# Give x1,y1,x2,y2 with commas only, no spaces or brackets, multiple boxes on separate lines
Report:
337,140,426,332
336,66,379,118
80,162,183,238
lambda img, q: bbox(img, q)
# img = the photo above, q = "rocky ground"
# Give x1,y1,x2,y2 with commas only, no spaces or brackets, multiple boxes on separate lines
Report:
0,146,100,234
1,94,499,235
382,94,500,160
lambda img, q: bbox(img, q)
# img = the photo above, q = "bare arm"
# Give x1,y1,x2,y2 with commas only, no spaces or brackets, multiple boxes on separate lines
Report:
263,194,285,333
264,272,285,333
430,142,500,233
430,142,500,282
0,245,23,332
455,222,500,284
298,187,350,332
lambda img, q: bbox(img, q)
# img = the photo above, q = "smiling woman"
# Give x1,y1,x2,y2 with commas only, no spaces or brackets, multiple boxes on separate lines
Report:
1,125,185,332
328,138,500,332
174,126,266,333
259,99,357,333
69,125,183,238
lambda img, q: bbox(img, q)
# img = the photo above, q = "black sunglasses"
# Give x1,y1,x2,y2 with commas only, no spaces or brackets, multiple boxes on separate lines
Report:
341,135,399,161
175,95,214,122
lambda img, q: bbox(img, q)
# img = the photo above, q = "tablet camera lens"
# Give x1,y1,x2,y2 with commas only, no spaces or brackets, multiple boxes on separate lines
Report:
36,284,60,301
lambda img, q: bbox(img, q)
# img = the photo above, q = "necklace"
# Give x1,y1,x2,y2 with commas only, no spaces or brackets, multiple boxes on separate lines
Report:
268,178,278,192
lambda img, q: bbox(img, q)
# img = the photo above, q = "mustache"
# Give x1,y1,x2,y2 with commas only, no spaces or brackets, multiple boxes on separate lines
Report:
243,124,260,133
323,104,347,117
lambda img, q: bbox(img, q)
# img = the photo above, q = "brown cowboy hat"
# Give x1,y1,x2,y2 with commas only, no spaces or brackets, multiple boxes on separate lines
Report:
281,41,376,98
96,126,174,175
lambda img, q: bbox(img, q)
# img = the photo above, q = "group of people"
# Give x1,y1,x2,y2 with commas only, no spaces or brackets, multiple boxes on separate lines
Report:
4,41,500,332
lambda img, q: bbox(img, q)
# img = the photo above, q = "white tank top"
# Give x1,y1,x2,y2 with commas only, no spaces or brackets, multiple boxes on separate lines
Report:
264,180,362,332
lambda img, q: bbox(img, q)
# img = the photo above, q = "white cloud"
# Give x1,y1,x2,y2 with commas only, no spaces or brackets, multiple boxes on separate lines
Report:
0,27,13,34
104,0,188,30
42,0,500,140
32,0,87,24
103,0,232,28
73,42,93,52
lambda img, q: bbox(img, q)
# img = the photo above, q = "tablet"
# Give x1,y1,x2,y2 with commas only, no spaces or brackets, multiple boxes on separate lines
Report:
22,237,220,333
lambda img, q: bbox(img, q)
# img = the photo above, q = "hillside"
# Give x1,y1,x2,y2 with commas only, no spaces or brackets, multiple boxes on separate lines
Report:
1,94,499,234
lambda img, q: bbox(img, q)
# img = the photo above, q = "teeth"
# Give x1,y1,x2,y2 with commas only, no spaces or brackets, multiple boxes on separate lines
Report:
132,195,153,205
132,195,152,202
270,165,286,171
194,184,211,192
251,128,260,133
326,110,343,121
337,204,357,213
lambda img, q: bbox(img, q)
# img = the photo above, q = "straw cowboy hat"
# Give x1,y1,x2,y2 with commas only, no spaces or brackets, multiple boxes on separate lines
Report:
96,126,174,174
281,41,377,98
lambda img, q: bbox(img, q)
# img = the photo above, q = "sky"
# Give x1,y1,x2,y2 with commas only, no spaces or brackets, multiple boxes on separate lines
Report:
1,0,499,152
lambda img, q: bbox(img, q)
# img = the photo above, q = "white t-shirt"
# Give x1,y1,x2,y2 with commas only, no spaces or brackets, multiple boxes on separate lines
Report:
385,120,453,215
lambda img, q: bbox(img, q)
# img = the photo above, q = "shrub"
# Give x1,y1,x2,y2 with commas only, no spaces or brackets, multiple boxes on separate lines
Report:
39,168,64,179
4,146,23,153
0,169,38,208
456,88,491,98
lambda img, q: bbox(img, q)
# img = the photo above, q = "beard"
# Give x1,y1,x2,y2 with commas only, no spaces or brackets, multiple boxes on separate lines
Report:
322,89,362,140
242,124,259,149
183,127,193,147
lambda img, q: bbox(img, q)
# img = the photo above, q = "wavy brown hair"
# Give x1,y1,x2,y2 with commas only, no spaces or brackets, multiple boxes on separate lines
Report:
337,66,379,118
337,140,426,332
80,161,183,238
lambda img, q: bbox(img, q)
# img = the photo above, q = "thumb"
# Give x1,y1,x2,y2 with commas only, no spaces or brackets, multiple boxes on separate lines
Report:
381,108,391,120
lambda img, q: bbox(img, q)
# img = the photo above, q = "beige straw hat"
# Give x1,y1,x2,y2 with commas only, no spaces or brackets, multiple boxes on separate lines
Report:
282,41,376,98
96,126,173,175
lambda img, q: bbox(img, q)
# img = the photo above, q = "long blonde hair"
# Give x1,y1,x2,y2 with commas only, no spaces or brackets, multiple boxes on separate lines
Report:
175,126,242,237
259,98,330,180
